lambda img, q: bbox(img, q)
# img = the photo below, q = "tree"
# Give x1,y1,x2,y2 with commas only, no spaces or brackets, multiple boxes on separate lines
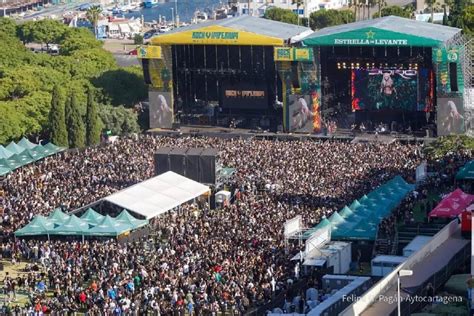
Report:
86,5,102,38
32,19,67,48
133,33,144,45
48,85,68,147
16,21,35,44
425,0,438,23
442,5,449,25
264,7,298,25
85,87,101,146
292,0,304,25
59,28,103,55
98,104,140,135
65,92,85,148
460,4,474,34
373,5,411,18
0,17,17,37
309,9,355,30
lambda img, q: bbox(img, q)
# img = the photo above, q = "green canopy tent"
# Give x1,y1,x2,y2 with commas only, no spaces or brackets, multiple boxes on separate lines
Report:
456,161,474,180
80,208,105,225
0,159,11,176
0,146,13,159
115,210,148,229
26,148,46,161
6,142,25,155
14,152,35,166
328,212,345,225
14,215,55,239
51,215,90,240
17,137,37,150
43,143,65,156
316,217,331,229
86,215,132,237
48,208,70,224
340,206,354,218
5,155,23,170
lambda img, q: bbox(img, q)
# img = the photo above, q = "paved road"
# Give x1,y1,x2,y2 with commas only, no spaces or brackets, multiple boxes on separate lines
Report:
21,0,94,21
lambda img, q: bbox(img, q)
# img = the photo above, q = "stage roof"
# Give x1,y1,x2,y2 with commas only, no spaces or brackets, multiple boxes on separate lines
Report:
150,16,313,46
104,171,210,219
301,16,461,47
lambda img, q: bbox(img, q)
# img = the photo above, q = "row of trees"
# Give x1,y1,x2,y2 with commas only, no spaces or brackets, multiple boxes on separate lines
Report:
263,2,473,33
0,18,145,145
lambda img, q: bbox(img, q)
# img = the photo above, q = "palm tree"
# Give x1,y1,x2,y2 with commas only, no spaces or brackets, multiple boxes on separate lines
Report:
376,0,387,18
367,0,376,19
86,6,102,38
425,0,437,23
292,0,304,25
348,0,358,21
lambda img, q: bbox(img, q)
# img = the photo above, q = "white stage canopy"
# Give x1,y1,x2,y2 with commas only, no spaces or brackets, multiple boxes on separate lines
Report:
104,171,210,219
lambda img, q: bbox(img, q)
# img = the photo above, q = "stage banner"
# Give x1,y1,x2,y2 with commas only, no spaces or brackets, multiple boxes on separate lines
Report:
137,45,162,59
148,45,174,129
274,47,314,62
432,46,464,96
150,25,284,46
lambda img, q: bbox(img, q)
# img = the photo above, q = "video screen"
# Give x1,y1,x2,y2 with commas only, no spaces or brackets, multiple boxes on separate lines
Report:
437,97,465,136
221,81,268,109
149,91,173,129
351,69,418,111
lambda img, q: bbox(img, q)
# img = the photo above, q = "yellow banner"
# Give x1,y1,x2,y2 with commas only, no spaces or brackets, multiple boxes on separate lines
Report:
137,46,162,59
150,25,284,46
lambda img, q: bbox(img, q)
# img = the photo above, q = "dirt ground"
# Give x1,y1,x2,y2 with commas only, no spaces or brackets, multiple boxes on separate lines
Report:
102,38,137,54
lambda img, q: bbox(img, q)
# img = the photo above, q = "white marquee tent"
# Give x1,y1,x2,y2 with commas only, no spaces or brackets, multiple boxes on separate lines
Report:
104,171,210,219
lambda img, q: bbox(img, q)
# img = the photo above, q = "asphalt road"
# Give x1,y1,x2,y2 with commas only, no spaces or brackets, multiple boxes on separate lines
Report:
22,0,94,21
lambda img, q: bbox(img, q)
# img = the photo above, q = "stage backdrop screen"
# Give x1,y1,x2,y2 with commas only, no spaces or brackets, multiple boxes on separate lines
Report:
221,81,268,109
352,69,418,111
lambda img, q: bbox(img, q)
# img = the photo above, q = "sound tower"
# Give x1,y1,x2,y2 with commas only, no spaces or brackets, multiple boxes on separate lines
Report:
154,147,171,175
169,148,187,176
449,62,458,92
199,148,218,184
185,148,202,182
141,59,152,85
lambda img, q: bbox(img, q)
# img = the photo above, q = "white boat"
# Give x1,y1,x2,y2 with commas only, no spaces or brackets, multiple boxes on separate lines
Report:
192,10,208,24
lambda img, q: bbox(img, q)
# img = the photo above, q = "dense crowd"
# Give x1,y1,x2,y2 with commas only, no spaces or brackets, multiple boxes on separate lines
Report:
0,135,425,313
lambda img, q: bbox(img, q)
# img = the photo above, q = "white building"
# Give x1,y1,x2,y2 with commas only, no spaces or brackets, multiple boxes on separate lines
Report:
230,0,348,18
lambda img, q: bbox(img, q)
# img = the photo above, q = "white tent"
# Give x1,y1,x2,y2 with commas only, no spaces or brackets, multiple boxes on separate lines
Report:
104,171,210,219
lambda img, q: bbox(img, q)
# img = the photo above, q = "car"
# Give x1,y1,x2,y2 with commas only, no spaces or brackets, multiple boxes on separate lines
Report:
128,49,138,56
158,25,171,33
143,30,157,39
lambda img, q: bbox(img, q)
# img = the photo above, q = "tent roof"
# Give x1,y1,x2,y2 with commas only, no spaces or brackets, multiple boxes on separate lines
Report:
86,215,132,236
456,161,474,180
104,171,210,219
115,209,148,229
14,215,54,236
0,146,14,159
301,16,461,47
328,212,345,224
150,15,312,46
48,208,70,223
81,208,105,225
429,188,474,218
51,214,89,235
6,142,25,154
17,137,37,150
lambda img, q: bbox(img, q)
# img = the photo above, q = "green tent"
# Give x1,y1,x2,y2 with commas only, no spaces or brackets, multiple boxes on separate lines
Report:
315,217,331,229
48,208,70,223
115,210,148,229
81,208,105,225
0,146,13,159
0,166,10,176
5,155,23,170
86,215,132,236
51,215,89,235
14,215,54,237
456,161,474,180
27,148,46,161
43,142,64,155
328,212,345,225
14,152,35,166
6,142,25,155
17,137,37,150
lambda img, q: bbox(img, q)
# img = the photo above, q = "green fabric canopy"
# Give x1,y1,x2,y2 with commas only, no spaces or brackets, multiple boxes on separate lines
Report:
0,146,13,159
328,212,345,225
115,210,148,229
86,215,132,236
456,161,474,180
81,208,105,225
18,137,37,150
51,215,90,235
6,142,25,154
48,208,70,223
14,215,54,237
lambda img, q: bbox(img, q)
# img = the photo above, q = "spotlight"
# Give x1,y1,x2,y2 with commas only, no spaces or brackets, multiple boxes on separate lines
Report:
356,63,360,69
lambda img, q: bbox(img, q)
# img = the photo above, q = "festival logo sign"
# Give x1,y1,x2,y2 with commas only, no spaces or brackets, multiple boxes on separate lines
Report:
334,29,408,46
137,45,162,59
151,25,284,46
274,47,314,62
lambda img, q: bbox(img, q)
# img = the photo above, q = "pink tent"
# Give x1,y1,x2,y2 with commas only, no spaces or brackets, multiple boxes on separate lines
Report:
429,189,474,218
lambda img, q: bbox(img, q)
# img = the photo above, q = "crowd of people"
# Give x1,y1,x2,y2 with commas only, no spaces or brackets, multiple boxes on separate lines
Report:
0,135,428,313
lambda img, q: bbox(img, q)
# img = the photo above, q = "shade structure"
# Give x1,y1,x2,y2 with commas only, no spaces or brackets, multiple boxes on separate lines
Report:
14,215,54,237
17,137,37,150
86,215,132,236
328,212,345,225
80,208,105,225
5,155,23,169
48,208,70,223
115,210,148,229
339,206,354,218
6,142,25,154
51,215,90,235
429,188,474,218
456,161,474,180
104,171,210,219
0,146,13,159
315,217,331,229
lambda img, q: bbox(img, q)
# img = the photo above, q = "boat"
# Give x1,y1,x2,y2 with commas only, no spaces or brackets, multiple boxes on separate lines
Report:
191,10,208,24
143,0,158,8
